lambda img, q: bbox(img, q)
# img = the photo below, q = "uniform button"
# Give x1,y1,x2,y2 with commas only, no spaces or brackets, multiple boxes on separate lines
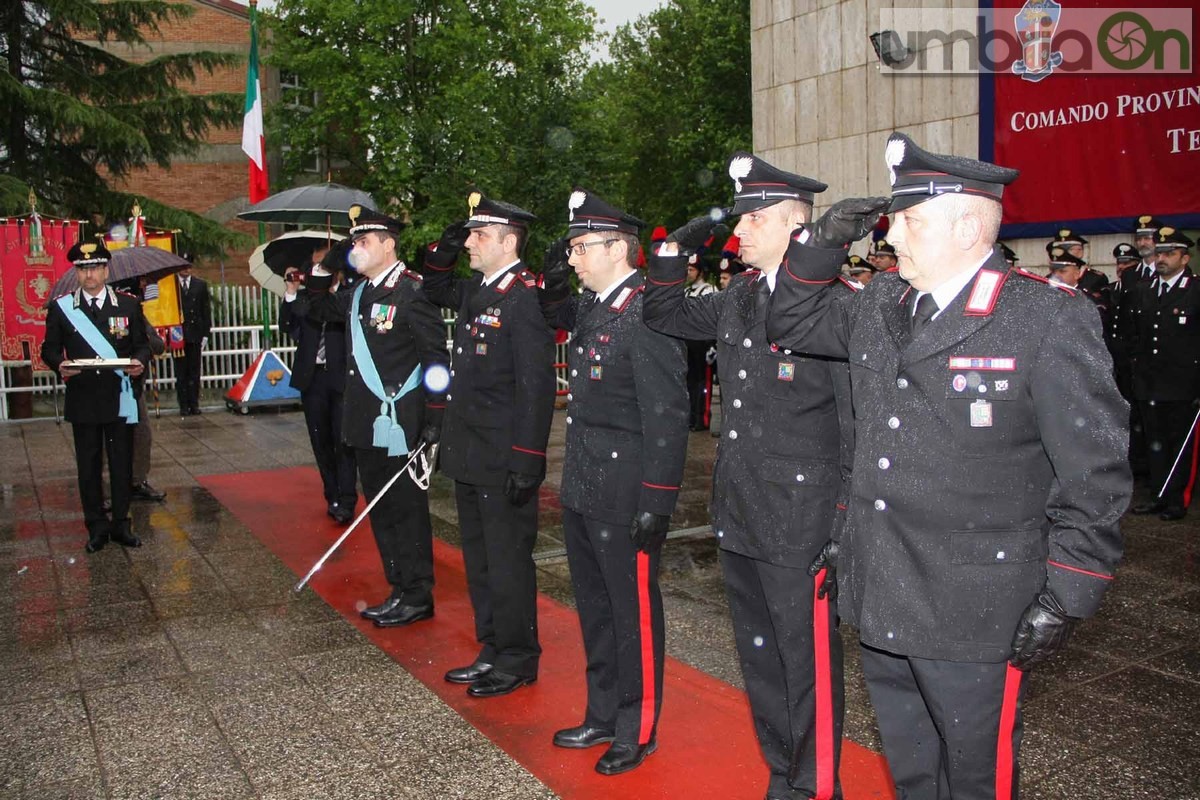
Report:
456,347,462,354
997,550,1006,560
878,457,890,469
567,393,573,401
611,451,618,459
795,474,805,482
450,370,456,377
1153,349,1158,354
743,337,752,348
1154,324,1158,329
738,369,747,380
874,499,887,511
733,399,742,409
594,354,601,361
577,346,584,354
349,369,355,376
861,353,868,361
728,430,738,439
896,378,908,389
888,416,900,429
566,416,573,424
446,394,452,401
571,369,578,377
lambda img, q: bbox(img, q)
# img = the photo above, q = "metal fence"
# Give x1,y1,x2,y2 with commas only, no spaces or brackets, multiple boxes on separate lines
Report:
1,284,571,421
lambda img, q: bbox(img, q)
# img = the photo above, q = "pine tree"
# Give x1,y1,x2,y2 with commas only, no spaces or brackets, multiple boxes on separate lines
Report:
0,0,246,253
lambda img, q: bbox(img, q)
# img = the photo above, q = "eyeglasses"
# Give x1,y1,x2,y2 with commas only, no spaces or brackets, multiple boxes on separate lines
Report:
566,239,618,257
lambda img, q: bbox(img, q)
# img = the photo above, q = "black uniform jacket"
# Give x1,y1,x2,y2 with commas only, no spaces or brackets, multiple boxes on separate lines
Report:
643,252,842,569
178,275,212,342
280,291,349,393
41,287,151,424
422,261,556,486
766,243,1130,663
543,271,689,526
297,262,449,450
1131,268,1200,402
1106,266,1153,366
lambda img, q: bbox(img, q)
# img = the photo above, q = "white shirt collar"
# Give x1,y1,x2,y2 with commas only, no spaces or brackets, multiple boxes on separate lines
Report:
596,270,635,304
370,261,403,287
1160,270,1185,292
482,260,521,287
915,253,991,320
82,288,107,308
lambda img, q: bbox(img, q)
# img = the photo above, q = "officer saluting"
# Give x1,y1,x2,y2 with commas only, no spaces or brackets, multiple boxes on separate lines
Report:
294,206,449,626
540,189,688,775
643,154,849,800
1130,227,1200,520
42,240,150,553
767,133,1129,800
421,192,555,698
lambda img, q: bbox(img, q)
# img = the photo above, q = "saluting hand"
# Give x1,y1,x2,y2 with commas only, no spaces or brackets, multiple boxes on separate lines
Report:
666,211,727,254
806,197,890,249
540,238,572,296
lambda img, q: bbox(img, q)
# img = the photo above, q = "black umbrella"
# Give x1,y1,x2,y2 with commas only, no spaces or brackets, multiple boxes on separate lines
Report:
236,182,377,227
249,230,346,298
46,245,191,303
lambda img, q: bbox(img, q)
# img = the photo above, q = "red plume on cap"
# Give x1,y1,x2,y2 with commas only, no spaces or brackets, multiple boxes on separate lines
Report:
871,215,889,242
651,226,667,243
637,243,646,268
721,235,740,259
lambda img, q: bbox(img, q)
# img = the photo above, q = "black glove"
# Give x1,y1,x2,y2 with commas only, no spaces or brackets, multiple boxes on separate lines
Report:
418,424,441,447
806,197,890,249
540,237,573,299
425,221,469,269
504,472,542,507
808,540,839,601
667,212,726,253
630,511,670,553
1009,590,1077,670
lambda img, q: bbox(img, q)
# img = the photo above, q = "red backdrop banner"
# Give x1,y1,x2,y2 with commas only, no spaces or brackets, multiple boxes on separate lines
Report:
1,218,80,370
981,0,1199,236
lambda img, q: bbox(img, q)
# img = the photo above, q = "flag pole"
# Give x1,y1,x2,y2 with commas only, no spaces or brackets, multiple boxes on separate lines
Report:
244,0,270,349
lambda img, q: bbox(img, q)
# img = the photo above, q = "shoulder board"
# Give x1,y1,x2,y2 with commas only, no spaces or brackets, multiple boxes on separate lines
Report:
114,289,138,300
609,283,645,313
517,269,537,289
963,268,1007,316
495,271,518,294
1015,267,1076,295
736,269,761,282
836,276,861,293
401,270,422,283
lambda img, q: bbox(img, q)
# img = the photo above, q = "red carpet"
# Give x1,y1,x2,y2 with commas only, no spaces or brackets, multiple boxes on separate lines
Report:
200,466,895,800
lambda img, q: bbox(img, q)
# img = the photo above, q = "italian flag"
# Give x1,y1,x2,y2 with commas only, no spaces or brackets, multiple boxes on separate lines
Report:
241,1,269,204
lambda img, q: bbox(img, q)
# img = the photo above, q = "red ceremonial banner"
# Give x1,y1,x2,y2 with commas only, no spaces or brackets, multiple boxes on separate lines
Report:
980,0,1200,236
0,218,80,370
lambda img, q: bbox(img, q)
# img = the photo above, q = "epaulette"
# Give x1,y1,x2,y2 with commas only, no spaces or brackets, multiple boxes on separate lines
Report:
609,283,645,313
836,275,861,293
115,289,138,300
733,269,761,284
517,269,537,289
1015,267,1076,296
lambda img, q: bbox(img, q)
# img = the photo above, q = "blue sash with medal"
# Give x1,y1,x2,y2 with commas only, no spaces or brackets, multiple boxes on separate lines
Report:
55,294,139,424
350,281,422,456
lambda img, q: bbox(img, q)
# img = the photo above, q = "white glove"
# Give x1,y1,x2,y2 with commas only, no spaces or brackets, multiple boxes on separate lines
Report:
201,336,208,351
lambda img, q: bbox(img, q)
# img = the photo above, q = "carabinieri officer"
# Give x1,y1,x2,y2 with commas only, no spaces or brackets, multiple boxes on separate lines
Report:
766,133,1129,800
421,192,556,698
42,240,150,553
292,206,450,627
539,189,689,776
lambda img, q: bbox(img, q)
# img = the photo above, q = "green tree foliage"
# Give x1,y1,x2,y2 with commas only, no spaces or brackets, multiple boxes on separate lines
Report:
574,0,752,230
0,0,247,254
266,0,597,260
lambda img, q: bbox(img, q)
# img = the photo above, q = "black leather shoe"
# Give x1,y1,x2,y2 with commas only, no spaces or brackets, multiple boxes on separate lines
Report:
595,740,657,775
1160,507,1187,521
552,725,615,749
467,670,534,698
130,481,166,502
110,522,142,548
85,530,108,553
445,660,493,684
360,596,404,621
101,498,112,512
1131,501,1166,515
372,603,434,627
331,505,354,524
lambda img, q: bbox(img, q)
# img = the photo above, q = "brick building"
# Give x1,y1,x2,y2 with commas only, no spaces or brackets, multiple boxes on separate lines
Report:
91,0,278,284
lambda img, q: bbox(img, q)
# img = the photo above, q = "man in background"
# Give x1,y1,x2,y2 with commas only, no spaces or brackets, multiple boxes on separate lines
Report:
174,262,211,416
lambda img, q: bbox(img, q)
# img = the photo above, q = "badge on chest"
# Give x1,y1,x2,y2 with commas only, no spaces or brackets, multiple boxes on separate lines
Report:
108,317,129,338
970,399,993,427
370,303,396,333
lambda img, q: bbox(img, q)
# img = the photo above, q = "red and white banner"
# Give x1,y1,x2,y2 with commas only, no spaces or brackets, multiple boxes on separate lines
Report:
0,218,80,370
980,0,1199,235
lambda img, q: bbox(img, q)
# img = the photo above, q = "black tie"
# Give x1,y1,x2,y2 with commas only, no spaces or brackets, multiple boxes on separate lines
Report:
88,297,100,320
911,292,938,334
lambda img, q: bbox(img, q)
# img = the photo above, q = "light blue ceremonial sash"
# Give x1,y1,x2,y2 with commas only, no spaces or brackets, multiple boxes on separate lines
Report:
350,281,422,456
56,294,138,424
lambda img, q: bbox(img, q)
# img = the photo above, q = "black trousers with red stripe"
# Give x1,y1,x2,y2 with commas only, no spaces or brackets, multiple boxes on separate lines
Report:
1139,398,1199,510
720,550,844,800
860,645,1026,800
686,340,714,429
562,508,664,746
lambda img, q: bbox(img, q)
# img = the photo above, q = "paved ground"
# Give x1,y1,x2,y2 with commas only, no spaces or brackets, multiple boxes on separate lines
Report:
1,396,1197,799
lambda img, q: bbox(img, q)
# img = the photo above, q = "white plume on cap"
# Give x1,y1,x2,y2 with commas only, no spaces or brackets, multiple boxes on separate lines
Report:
885,138,906,186
568,190,586,221
728,156,753,193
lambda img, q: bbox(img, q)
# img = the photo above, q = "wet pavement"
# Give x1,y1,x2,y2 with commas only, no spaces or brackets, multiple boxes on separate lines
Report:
0,398,1197,799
